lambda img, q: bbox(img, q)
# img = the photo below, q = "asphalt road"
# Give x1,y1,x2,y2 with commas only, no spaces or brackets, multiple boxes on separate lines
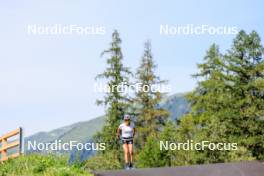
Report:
94,161,264,176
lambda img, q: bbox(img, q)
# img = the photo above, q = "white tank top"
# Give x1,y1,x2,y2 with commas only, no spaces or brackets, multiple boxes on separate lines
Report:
118,123,134,138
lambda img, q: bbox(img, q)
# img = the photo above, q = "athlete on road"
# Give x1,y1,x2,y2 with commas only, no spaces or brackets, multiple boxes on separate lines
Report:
117,114,136,170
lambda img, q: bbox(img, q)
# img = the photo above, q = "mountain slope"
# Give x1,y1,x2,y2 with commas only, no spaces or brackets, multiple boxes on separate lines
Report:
25,116,105,153
56,116,105,143
161,93,190,120
25,93,190,158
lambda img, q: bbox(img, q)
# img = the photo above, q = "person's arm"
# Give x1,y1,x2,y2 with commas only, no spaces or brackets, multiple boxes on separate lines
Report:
117,127,121,140
133,127,136,138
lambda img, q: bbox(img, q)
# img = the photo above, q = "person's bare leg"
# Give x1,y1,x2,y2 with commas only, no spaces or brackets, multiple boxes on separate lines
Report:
128,143,133,164
123,144,129,164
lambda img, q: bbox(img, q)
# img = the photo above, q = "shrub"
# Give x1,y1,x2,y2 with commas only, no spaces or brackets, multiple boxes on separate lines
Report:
84,152,122,171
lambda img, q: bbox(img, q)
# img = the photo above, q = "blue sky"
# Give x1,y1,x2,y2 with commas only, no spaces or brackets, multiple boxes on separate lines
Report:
0,0,263,136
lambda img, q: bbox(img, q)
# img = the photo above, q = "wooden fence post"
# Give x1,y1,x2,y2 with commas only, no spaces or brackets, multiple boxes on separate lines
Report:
1,138,8,161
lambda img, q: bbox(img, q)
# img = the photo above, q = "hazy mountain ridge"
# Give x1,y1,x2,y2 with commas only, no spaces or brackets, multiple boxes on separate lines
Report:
25,116,105,153
161,93,190,120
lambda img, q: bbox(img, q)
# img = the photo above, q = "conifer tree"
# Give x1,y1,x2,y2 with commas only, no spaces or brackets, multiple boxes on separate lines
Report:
187,31,264,163
189,44,227,126
94,30,132,158
134,41,169,148
223,30,264,160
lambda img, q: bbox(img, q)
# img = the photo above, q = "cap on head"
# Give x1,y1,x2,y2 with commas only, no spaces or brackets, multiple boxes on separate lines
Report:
124,114,130,120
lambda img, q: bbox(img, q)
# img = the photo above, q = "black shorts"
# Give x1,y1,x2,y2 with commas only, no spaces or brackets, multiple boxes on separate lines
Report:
122,138,133,144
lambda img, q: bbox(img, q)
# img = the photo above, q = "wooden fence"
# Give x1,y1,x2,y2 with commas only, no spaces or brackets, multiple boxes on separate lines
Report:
0,128,23,162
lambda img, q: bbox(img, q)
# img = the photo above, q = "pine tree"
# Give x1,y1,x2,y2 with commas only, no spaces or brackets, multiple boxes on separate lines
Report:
94,30,132,159
187,44,229,129
186,31,264,163
223,30,264,160
134,41,169,148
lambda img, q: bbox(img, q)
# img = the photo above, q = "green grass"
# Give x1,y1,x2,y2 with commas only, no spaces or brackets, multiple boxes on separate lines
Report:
0,154,93,176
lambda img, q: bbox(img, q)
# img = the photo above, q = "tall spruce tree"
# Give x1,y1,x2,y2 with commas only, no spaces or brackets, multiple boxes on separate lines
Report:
186,44,231,163
94,30,132,158
190,44,227,124
223,30,264,160
186,31,264,163
134,41,169,148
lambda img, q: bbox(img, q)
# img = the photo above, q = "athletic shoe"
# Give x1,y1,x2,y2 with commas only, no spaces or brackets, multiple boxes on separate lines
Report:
129,162,134,169
125,163,130,170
